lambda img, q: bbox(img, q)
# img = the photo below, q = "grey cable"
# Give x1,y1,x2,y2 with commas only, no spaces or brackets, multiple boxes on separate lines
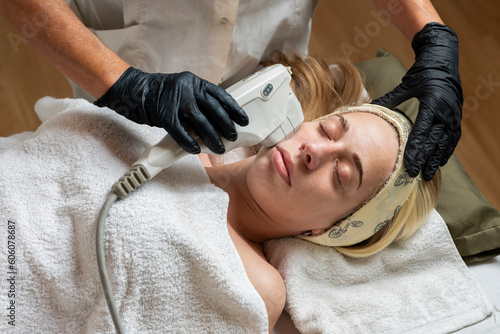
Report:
96,192,124,334
95,165,150,333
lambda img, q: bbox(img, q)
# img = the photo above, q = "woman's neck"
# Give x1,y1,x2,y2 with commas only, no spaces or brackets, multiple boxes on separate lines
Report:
204,156,274,244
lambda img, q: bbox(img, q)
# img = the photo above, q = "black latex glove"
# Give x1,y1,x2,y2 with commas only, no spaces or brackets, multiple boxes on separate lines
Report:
94,67,249,154
371,23,463,181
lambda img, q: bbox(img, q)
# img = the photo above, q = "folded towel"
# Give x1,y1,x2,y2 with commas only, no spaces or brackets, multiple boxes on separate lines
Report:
0,97,267,333
265,210,493,334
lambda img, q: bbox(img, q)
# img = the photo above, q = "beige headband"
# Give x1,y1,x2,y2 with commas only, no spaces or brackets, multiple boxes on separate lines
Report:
297,104,418,247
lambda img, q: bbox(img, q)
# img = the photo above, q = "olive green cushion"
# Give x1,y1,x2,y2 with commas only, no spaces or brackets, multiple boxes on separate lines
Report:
355,48,500,263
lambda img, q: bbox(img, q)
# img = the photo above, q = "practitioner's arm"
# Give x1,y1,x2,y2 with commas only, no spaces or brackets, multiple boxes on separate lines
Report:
369,0,443,39
0,0,248,154
368,0,463,181
0,0,128,99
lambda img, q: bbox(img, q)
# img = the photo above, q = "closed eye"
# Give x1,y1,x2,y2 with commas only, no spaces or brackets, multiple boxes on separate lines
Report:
336,115,348,130
319,121,330,139
320,115,348,141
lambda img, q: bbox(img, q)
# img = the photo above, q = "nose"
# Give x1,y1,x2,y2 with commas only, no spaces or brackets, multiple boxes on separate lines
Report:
300,140,342,170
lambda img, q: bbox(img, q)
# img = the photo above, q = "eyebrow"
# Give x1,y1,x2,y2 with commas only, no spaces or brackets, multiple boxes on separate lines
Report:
353,153,363,190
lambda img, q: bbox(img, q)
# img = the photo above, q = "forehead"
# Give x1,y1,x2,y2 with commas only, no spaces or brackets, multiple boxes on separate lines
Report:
332,111,399,190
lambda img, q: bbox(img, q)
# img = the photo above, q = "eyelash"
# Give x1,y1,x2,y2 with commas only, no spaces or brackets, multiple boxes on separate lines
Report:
319,122,346,187
338,115,347,129
335,160,342,187
320,117,348,188
319,122,330,139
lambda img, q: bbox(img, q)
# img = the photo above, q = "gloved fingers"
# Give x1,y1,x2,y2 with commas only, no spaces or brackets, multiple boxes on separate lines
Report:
433,103,460,169
204,81,249,127
423,94,462,167
181,100,226,155
405,123,443,179
422,132,450,181
168,127,202,155
155,95,202,154
163,107,202,154
370,83,410,110
196,94,239,142
403,138,424,178
403,101,436,175
440,130,461,167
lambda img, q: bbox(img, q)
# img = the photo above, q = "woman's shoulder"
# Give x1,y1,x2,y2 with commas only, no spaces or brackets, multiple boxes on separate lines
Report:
228,223,286,330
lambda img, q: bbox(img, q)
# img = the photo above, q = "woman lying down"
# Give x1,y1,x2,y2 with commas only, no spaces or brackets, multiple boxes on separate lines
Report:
0,52,440,333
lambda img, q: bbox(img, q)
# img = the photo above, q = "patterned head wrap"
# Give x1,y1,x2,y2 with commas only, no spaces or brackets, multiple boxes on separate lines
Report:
297,104,418,247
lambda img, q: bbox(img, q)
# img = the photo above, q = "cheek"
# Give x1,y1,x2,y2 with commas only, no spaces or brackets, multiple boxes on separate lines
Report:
301,168,334,199
292,172,340,219
299,169,365,224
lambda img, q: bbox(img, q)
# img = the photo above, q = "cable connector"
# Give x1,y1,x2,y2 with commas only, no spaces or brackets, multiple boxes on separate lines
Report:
112,165,151,198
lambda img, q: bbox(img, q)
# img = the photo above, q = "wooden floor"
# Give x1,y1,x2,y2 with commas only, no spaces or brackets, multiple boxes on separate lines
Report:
1,0,499,208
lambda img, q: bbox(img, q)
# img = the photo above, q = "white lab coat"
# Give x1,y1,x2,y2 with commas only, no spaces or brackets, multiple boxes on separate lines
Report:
67,0,318,95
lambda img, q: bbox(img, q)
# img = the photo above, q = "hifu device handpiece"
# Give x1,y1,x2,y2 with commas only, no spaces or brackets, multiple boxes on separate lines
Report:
97,64,304,334
112,64,304,198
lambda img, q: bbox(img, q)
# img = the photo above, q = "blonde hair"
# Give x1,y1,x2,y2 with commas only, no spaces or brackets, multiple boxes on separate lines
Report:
261,51,441,257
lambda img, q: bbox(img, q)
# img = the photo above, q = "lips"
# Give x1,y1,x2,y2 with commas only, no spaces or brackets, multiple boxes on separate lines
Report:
272,146,293,186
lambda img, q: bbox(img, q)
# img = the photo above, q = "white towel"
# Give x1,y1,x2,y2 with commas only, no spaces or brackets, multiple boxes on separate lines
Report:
264,210,494,334
0,97,268,333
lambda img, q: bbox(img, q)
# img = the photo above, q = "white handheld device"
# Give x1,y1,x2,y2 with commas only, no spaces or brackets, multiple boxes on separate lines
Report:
113,64,304,198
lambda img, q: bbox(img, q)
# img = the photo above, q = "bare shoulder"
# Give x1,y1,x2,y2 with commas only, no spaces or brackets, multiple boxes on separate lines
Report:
228,224,286,332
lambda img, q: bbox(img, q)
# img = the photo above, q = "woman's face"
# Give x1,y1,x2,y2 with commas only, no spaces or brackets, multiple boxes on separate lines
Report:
247,111,399,237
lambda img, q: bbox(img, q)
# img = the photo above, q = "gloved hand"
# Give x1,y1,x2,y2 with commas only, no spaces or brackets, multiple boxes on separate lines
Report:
371,23,463,181
94,67,249,154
